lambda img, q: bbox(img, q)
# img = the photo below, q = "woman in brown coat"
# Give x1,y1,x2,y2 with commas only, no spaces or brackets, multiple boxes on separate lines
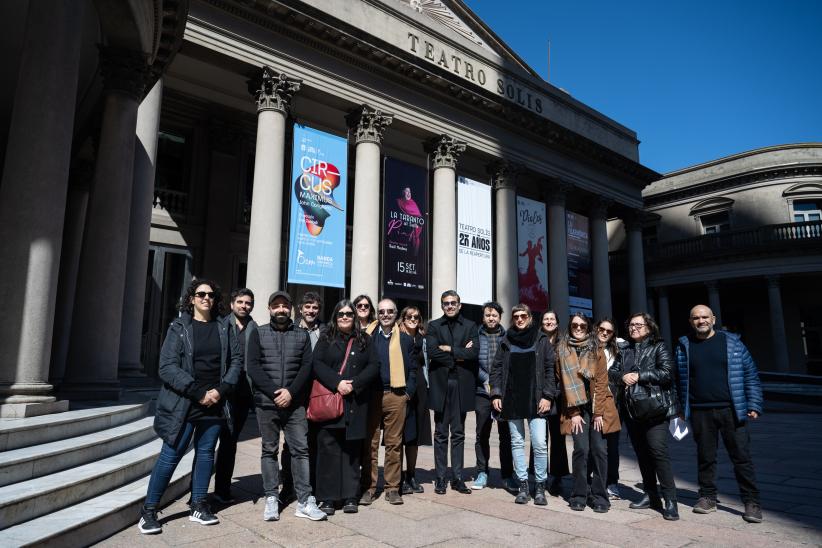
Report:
556,312,620,513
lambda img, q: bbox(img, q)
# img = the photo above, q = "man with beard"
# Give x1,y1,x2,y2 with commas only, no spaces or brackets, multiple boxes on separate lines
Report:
246,291,326,522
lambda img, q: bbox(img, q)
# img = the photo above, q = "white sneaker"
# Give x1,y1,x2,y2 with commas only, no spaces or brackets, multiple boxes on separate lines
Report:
607,484,621,500
263,496,280,521
295,495,328,521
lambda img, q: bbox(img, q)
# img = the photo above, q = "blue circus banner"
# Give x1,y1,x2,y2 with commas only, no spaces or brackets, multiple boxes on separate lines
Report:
286,124,348,287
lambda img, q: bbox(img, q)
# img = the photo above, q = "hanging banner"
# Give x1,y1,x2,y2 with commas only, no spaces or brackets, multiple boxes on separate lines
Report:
457,176,493,305
382,158,428,300
517,196,549,312
286,124,348,288
566,211,593,316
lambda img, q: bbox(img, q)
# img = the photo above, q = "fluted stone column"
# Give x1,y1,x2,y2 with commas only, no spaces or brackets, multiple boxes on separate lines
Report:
705,280,722,327
0,1,84,405
546,183,570,323
347,105,393,302
658,287,672,347
426,135,466,318
62,47,148,400
490,161,519,321
118,78,164,378
590,197,613,320
245,67,301,325
625,210,648,314
766,275,791,372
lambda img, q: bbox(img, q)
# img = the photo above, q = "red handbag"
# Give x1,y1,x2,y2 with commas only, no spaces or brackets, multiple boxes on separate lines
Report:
307,338,354,422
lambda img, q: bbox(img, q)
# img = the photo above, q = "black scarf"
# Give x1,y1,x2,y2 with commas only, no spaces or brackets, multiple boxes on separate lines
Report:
506,321,540,349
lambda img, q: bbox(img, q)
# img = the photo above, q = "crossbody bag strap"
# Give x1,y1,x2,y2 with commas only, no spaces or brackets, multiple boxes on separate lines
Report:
338,338,355,375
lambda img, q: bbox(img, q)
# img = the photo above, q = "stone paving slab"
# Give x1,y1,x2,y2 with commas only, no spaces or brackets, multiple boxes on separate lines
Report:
97,409,822,547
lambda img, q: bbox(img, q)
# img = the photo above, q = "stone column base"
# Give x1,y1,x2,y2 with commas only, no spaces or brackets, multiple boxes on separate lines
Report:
0,399,69,418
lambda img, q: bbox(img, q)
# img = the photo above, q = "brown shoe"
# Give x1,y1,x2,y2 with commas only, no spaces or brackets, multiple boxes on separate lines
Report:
386,490,404,505
692,497,716,514
359,490,376,505
743,502,763,523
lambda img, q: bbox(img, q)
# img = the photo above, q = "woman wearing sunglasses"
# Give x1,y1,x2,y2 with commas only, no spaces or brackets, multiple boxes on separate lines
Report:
556,312,620,513
539,310,570,496
311,299,379,514
490,304,557,505
593,319,626,500
611,312,680,520
138,279,242,534
397,305,432,494
353,294,377,333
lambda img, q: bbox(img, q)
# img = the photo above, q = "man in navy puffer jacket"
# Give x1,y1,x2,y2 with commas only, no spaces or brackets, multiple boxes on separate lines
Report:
675,304,763,524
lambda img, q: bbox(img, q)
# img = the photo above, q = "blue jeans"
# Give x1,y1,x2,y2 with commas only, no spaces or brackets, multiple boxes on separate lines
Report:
145,420,222,507
509,418,547,483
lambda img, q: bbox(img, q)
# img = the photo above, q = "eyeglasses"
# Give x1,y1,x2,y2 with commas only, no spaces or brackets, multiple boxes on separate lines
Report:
598,327,614,335
441,300,459,308
337,311,355,318
512,313,529,320
378,309,396,316
194,291,215,300
628,323,647,329
570,322,588,330
405,314,421,321
356,302,370,310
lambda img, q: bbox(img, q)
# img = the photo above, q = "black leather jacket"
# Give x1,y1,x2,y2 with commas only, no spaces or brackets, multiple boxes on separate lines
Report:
611,338,681,419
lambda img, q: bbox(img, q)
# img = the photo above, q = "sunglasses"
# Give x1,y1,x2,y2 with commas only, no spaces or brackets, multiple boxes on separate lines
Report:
628,323,647,329
355,303,370,310
337,311,355,318
405,314,421,321
378,309,396,316
194,291,215,299
512,313,529,320
441,300,459,308
598,327,614,335
570,322,588,330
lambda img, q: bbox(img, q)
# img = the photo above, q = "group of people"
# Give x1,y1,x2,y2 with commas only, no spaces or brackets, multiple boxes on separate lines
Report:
137,278,765,535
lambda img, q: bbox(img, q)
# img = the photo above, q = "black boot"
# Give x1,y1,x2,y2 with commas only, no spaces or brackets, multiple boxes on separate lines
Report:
515,480,529,504
629,492,662,510
533,482,547,506
662,498,680,521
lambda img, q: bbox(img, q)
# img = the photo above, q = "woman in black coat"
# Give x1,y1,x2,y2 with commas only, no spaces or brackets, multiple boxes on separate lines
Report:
311,299,379,514
138,279,241,535
612,312,681,521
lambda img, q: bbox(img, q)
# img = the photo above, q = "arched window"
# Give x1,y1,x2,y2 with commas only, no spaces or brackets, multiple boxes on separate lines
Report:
689,197,734,234
783,183,822,223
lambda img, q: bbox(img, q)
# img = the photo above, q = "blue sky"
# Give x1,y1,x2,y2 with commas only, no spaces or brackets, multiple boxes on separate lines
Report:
465,0,822,174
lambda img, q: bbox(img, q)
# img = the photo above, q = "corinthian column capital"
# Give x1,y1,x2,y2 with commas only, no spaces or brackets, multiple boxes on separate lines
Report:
247,66,301,114
345,104,394,145
425,134,466,169
543,179,573,206
99,46,149,100
488,160,523,191
589,196,613,219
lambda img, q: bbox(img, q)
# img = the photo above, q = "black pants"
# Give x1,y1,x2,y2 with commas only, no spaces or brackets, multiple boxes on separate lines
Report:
625,415,676,500
588,430,619,486
214,381,253,496
691,406,759,503
315,427,361,503
474,394,512,478
570,406,608,506
434,378,466,480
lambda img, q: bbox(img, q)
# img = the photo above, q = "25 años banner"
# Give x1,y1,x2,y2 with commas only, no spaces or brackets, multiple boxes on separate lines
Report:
457,176,492,305
286,124,348,288
382,158,428,301
517,196,549,312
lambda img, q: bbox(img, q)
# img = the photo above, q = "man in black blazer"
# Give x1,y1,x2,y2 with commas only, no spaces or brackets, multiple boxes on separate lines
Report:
426,290,480,494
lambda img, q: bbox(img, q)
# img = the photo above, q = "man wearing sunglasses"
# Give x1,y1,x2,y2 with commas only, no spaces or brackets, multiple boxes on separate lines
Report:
360,298,417,505
426,290,480,495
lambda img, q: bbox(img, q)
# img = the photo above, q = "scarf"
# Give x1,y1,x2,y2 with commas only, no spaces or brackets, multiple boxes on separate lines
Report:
558,335,599,407
506,322,540,349
387,328,406,388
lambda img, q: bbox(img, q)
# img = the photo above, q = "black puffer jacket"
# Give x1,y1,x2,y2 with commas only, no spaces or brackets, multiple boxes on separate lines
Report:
246,319,313,409
489,331,558,417
611,337,681,419
155,312,242,445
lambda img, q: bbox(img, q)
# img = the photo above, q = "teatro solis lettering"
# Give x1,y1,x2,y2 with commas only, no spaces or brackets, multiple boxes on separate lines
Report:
406,32,543,115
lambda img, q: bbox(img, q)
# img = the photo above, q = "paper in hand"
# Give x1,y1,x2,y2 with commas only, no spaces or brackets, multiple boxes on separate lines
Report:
669,417,689,441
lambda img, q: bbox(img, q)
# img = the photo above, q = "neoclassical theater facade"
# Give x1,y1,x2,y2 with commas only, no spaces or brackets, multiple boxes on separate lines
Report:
0,0,657,406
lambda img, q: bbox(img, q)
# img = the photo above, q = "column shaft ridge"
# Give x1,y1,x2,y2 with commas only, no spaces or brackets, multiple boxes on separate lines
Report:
248,66,301,114
426,134,466,169
346,104,394,145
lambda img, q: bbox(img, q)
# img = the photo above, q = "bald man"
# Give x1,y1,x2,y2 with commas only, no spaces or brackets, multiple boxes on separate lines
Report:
675,304,763,524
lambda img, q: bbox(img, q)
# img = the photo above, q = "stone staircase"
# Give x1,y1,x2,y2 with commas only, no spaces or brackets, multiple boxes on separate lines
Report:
0,402,192,546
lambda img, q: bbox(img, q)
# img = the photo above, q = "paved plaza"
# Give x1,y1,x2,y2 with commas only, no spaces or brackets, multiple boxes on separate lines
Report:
99,402,822,547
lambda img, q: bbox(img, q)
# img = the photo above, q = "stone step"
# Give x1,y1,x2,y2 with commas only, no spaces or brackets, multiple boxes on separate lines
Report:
0,437,163,529
0,403,148,451
0,416,156,487
0,449,194,547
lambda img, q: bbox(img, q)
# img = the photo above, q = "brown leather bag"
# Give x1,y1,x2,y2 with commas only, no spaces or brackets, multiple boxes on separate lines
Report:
307,338,354,422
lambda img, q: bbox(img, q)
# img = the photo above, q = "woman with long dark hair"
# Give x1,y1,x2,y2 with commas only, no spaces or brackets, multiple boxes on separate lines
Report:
311,299,379,515
398,305,432,494
612,312,681,520
593,318,625,499
353,294,377,333
490,304,556,505
539,310,569,495
556,313,620,513
137,279,242,535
